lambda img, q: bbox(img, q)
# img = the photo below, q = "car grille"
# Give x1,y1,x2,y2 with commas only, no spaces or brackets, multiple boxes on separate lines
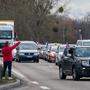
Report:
30,53,34,55
25,53,29,55
25,53,34,55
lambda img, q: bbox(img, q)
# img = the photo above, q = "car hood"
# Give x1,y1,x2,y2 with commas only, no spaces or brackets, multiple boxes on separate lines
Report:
19,50,38,53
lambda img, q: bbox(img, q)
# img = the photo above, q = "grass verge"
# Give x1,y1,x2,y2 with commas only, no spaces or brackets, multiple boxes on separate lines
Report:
0,75,16,85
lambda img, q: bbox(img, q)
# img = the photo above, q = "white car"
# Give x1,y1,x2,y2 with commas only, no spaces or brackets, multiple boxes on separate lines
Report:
15,41,39,63
55,44,66,65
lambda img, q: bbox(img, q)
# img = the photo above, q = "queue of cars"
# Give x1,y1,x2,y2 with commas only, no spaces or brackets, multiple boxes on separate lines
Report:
39,43,59,63
13,39,90,80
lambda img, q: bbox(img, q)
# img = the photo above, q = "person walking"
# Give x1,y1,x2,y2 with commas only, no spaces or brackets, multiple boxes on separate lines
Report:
1,41,20,80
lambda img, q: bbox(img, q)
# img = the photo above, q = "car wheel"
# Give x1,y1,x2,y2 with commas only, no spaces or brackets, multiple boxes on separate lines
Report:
72,68,80,80
16,57,21,62
36,59,39,63
59,67,66,79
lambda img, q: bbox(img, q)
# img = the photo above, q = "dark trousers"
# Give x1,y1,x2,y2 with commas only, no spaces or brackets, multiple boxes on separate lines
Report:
2,61,12,77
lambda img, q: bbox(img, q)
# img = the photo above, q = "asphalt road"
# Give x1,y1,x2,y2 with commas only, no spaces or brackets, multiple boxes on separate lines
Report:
13,59,90,90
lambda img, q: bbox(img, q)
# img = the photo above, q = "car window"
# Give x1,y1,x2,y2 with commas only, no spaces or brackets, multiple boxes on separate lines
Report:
19,43,37,50
77,41,82,46
83,42,90,46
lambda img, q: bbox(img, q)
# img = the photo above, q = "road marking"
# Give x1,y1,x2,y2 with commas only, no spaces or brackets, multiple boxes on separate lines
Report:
40,86,50,90
31,81,39,85
13,69,26,79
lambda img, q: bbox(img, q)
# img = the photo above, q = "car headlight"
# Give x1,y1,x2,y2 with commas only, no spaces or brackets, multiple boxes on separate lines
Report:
19,52,24,55
82,60,90,66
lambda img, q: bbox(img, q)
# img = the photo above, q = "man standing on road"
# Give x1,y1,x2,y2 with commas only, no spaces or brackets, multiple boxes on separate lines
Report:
1,41,20,80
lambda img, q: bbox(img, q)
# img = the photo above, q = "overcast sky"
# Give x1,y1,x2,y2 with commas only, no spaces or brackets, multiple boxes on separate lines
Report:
51,0,90,19
67,0,90,19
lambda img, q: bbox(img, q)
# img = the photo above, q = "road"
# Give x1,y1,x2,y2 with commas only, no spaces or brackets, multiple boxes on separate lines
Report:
13,59,90,90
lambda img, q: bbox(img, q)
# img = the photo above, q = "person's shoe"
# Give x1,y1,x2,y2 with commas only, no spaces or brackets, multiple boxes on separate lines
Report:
8,77,13,80
2,77,5,80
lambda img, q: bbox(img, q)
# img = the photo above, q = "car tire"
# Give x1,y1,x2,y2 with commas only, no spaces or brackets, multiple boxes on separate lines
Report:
33,59,39,63
59,67,66,79
36,59,39,63
72,68,80,80
16,57,21,62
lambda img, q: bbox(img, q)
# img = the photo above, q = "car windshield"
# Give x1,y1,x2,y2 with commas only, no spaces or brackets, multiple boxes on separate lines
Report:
75,47,90,57
51,48,57,52
19,43,37,50
0,31,12,39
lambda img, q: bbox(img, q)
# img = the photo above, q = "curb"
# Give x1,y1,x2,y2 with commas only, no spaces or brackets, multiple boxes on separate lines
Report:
0,79,21,90
0,60,22,90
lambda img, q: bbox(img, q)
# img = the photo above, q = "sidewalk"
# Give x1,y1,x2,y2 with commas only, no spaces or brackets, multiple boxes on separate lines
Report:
0,59,21,90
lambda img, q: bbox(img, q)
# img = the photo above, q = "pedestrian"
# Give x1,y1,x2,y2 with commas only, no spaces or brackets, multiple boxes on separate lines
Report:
1,41,20,80
63,42,70,56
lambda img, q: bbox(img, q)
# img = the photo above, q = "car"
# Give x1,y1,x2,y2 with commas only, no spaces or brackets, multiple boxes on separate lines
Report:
47,46,57,63
58,46,90,80
15,41,39,63
55,44,66,65
44,43,59,62
39,44,46,59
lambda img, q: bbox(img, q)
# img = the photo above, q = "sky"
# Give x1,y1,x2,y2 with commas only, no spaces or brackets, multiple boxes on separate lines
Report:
66,0,90,19
51,0,90,19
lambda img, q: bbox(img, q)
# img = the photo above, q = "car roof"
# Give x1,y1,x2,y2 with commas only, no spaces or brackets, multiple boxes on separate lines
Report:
20,41,37,44
77,39,90,42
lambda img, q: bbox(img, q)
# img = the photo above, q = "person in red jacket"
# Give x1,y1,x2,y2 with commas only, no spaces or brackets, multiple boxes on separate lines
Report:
2,41,20,80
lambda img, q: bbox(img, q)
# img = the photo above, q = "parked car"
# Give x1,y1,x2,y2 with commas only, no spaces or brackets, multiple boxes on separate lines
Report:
55,44,66,65
58,46,90,80
45,43,59,59
15,41,39,63
39,44,46,59
47,46,57,63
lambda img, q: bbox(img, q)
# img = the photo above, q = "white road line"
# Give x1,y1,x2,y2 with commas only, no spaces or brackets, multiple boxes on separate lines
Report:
40,86,50,90
31,81,39,85
12,69,26,79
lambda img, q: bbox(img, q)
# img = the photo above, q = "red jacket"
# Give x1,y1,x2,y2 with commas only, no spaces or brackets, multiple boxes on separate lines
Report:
2,42,20,62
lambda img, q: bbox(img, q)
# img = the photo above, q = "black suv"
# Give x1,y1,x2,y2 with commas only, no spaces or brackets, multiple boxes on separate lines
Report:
58,46,90,80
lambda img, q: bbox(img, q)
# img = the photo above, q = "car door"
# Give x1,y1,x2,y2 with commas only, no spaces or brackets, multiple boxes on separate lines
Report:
65,56,74,74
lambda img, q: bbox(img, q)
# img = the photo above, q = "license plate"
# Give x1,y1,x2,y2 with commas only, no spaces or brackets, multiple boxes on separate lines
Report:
27,56,32,58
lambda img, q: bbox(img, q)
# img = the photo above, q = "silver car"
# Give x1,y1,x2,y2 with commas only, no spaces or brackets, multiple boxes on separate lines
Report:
15,41,39,63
